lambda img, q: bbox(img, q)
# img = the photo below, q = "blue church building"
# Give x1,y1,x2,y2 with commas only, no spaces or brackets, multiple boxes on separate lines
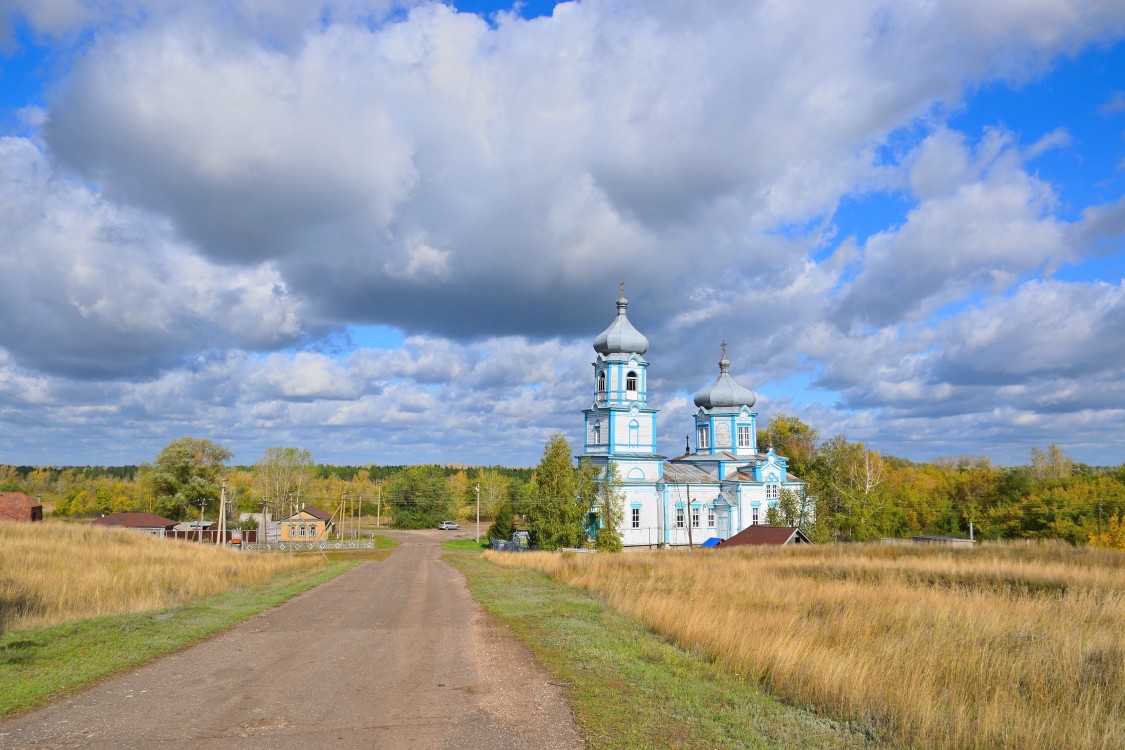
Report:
579,286,805,547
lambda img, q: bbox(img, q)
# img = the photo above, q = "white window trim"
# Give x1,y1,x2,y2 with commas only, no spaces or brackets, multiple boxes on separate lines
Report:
737,425,752,449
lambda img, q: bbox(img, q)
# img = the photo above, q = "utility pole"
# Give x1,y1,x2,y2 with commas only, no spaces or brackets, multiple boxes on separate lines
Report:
261,499,269,548
342,491,349,540
475,483,481,544
197,498,206,545
1099,497,1104,538
215,479,227,547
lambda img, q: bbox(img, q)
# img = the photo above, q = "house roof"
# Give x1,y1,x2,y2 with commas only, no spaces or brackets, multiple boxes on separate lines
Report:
278,506,333,523
0,491,39,507
92,512,179,529
0,492,42,521
720,525,813,547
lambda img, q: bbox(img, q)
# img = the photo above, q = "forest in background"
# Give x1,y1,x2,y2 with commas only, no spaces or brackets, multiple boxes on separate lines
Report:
2,413,1123,548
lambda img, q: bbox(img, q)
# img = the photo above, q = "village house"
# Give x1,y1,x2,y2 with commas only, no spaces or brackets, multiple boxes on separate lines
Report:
92,512,178,537
278,506,333,541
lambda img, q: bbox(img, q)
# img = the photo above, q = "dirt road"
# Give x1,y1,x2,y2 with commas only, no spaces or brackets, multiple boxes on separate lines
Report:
0,531,585,749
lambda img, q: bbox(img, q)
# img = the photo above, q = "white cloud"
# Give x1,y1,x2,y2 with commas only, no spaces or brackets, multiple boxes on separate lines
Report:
2,0,1125,465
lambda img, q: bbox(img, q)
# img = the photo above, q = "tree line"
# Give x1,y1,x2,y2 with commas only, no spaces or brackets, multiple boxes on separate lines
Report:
3,419,1123,550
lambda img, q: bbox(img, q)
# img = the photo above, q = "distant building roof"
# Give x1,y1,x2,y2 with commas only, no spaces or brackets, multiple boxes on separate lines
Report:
0,492,42,522
720,525,813,547
92,512,179,529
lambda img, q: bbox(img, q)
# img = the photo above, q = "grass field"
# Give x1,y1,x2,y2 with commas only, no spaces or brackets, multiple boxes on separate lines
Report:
441,537,489,553
0,521,322,632
450,555,883,750
487,542,1125,750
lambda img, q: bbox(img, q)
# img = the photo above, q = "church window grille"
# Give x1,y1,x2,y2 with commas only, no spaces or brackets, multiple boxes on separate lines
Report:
597,371,606,394
766,484,780,499
752,507,760,525
691,507,700,528
698,427,710,450
631,508,640,529
708,507,716,527
737,425,752,449
675,507,685,528
626,371,638,392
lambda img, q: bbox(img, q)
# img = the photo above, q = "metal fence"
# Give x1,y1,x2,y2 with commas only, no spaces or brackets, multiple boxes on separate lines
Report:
245,539,376,552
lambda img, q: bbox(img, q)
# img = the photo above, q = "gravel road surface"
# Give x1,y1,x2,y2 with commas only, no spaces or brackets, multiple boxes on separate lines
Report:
0,530,585,749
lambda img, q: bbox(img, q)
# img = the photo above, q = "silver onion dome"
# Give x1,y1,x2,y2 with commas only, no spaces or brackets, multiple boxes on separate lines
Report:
593,283,649,356
693,342,756,409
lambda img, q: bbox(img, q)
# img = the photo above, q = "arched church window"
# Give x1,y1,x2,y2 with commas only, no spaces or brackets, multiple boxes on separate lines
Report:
629,419,639,445
626,371,638,392
597,371,606,393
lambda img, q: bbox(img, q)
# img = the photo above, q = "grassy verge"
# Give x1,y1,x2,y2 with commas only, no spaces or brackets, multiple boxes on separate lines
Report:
441,537,489,553
448,555,881,750
0,560,357,718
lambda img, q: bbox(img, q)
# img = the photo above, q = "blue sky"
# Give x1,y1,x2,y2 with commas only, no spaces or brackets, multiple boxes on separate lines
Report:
0,0,1123,468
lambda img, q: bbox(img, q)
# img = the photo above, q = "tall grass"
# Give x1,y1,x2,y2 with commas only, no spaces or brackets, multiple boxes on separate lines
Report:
0,521,319,632
488,542,1125,750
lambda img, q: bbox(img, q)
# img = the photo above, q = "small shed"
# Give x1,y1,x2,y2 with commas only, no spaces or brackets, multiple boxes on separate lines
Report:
0,492,43,522
277,506,333,541
719,525,813,547
92,512,179,537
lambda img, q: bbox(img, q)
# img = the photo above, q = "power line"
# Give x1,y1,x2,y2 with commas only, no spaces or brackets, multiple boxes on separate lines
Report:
0,402,136,464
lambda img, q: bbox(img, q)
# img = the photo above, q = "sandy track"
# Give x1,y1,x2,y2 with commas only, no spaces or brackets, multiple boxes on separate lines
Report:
0,531,584,749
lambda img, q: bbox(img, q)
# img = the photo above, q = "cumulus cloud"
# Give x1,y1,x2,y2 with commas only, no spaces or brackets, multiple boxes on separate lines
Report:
2,0,1125,465
0,137,308,379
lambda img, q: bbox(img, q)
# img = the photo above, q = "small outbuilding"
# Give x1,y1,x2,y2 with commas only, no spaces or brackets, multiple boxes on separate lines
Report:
278,506,334,541
92,512,179,537
0,492,43,522
719,525,813,547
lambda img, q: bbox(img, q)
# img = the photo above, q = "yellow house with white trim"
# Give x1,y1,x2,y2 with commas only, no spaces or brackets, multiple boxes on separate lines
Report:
278,506,333,541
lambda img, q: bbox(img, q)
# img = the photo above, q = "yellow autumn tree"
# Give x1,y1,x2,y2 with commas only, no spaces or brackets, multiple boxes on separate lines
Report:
1089,513,1125,551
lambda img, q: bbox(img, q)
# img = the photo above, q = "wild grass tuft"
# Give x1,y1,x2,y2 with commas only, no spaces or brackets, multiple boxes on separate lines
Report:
0,521,319,633
487,541,1125,750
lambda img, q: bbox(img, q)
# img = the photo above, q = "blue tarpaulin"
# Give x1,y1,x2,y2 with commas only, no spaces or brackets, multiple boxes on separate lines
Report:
700,537,722,548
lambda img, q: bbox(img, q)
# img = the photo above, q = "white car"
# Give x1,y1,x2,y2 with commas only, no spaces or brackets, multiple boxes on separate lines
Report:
438,520,460,530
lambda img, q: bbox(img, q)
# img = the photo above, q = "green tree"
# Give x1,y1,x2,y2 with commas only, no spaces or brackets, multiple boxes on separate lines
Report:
766,487,815,532
487,502,515,541
139,437,231,520
809,435,893,541
525,434,591,550
385,465,451,529
762,413,820,477
593,463,624,552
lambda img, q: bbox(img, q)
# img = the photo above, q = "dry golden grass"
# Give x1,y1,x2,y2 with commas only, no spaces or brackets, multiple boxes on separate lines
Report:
488,541,1125,750
0,521,320,632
